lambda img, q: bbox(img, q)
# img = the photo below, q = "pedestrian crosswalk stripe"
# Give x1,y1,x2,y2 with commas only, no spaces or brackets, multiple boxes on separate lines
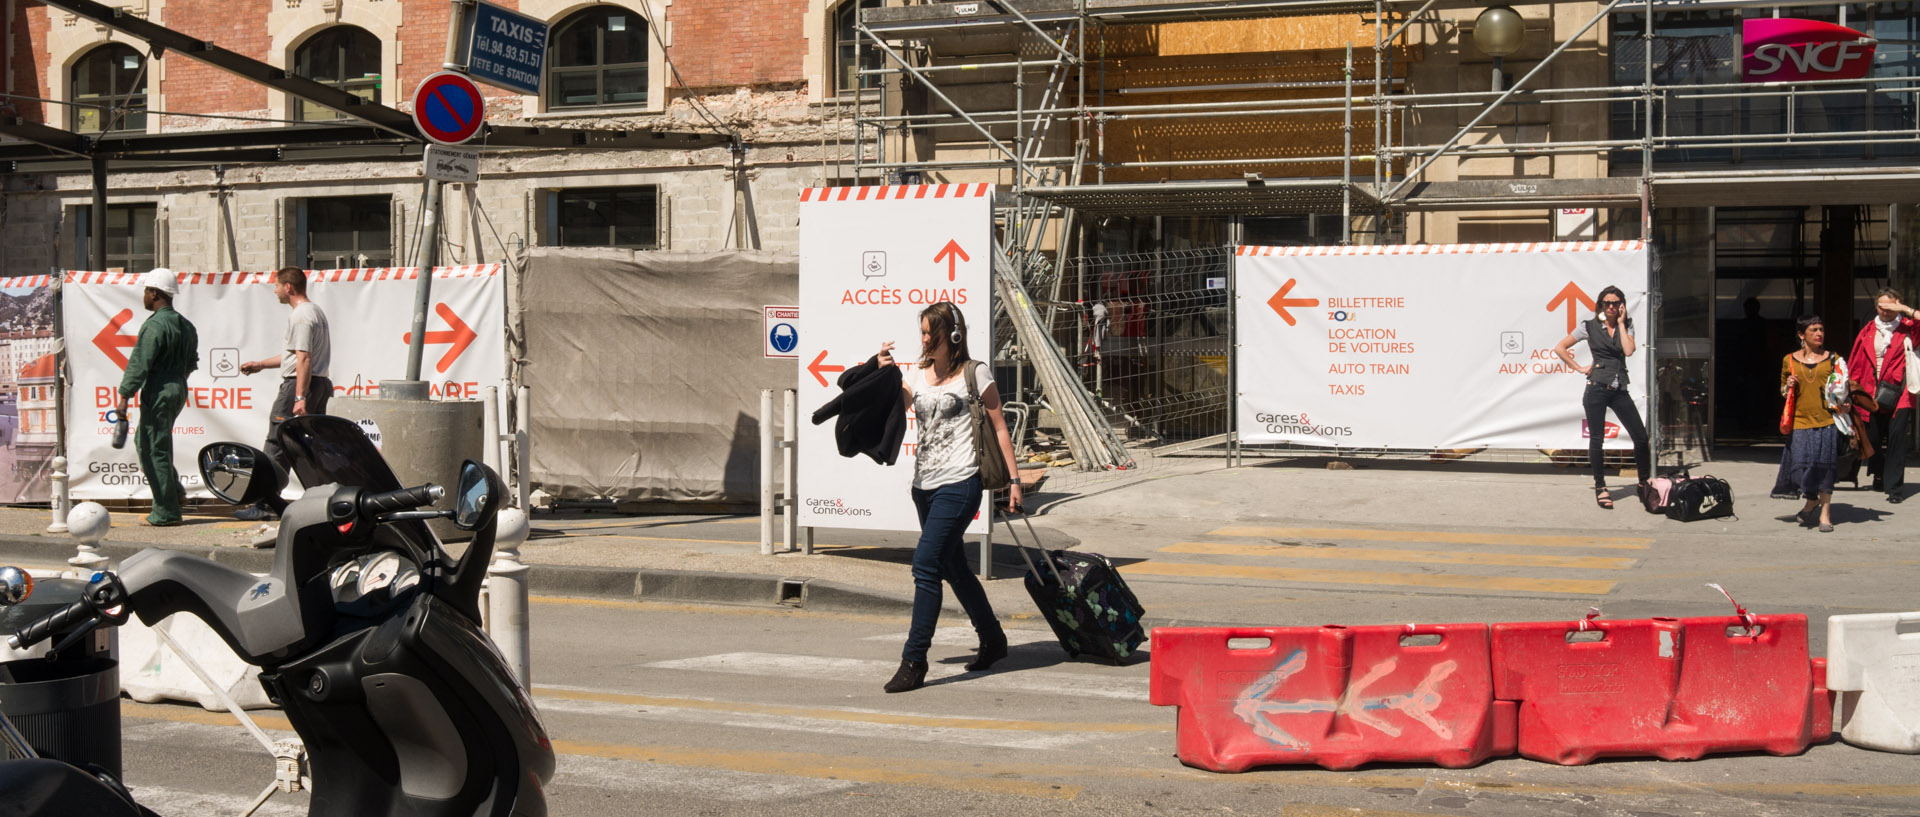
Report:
859,627,1057,648
1121,561,1615,595
552,738,1083,799
644,652,1148,701
1207,525,1652,550
554,753,857,800
534,685,1160,742
537,695,1102,750
1163,541,1637,569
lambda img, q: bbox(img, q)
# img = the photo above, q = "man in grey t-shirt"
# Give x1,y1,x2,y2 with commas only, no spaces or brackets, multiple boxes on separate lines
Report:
236,266,332,523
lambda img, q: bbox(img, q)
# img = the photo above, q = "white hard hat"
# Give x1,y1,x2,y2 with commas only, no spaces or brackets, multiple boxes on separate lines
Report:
140,267,178,296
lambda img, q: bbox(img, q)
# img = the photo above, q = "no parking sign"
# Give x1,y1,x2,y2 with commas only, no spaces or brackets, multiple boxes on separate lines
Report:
412,71,486,145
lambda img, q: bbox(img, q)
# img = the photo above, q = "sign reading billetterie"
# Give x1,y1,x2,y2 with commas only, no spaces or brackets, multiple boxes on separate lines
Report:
1235,242,1650,451
797,184,994,534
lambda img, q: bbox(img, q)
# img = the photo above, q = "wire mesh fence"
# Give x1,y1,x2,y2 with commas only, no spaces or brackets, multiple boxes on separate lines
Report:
1010,246,1235,493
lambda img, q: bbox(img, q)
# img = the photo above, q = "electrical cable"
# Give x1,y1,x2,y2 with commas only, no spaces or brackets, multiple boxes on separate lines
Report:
629,1,738,142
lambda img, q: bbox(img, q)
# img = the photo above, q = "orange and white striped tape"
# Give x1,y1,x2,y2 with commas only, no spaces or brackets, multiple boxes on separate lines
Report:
800,183,993,202
61,264,501,285
1237,241,1645,257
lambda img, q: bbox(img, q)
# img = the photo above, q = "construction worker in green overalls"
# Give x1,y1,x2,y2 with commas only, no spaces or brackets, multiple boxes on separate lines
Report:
114,268,199,527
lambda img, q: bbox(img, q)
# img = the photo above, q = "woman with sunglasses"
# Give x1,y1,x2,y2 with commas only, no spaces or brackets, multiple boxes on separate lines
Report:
1553,285,1650,509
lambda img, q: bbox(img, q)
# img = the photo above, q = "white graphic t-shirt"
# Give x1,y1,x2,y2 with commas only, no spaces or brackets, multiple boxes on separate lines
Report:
911,361,992,490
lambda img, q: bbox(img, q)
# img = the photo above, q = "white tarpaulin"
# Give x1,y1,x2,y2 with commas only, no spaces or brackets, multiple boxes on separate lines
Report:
797,184,995,533
63,266,506,499
1235,241,1651,450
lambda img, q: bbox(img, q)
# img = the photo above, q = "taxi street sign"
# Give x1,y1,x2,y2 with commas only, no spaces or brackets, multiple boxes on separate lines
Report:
468,0,549,95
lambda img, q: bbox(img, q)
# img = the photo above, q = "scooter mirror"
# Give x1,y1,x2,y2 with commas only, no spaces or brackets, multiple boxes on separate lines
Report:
0,566,33,606
452,460,500,530
197,442,284,506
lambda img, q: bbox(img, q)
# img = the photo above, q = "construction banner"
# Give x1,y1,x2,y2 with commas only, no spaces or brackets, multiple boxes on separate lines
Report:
797,184,995,534
2,274,59,503
1235,242,1651,451
62,266,506,500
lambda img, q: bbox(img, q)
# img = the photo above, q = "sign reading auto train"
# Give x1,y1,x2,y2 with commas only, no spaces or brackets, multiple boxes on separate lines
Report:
1234,242,1650,451
1743,19,1877,83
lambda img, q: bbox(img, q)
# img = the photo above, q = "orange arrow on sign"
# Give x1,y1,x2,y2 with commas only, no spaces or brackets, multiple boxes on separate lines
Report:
94,308,139,370
808,350,849,388
933,240,970,282
1547,282,1595,334
401,303,478,374
1266,279,1320,326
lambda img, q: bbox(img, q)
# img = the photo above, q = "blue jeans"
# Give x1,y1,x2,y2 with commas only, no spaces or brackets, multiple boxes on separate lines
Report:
902,473,1004,664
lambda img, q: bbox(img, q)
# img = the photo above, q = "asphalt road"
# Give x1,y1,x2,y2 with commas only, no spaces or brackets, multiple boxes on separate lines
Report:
117,578,1917,816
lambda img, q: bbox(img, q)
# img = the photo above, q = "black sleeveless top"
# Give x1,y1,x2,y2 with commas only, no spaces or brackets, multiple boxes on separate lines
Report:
1585,317,1629,389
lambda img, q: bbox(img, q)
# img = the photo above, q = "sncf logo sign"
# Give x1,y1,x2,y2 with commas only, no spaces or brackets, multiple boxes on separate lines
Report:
1743,19,1877,82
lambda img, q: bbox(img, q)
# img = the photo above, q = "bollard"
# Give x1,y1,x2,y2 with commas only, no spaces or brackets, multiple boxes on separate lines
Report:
486,507,532,687
482,386,502,475
760,389,775,556
783,389,800,554
46,456,70,534
514,386,531,510
65,501,111,577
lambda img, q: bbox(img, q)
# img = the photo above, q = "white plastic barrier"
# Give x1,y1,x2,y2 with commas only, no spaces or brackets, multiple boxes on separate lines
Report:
119,612,274,711
1827,611,1920,753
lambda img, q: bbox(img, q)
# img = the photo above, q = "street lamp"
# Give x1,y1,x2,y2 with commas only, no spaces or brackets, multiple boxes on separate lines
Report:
1473,6,1524,92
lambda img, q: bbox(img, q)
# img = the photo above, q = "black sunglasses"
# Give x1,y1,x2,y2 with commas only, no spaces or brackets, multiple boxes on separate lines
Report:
1600,300,1624,307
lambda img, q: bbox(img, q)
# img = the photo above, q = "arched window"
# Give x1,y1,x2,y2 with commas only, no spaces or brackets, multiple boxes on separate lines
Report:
834,0,882,95
548,7,649,110
294,26,383,121
71,44,146,134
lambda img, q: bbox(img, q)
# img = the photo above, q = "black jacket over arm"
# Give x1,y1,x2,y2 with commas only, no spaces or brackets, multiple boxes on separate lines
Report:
809,355,907,465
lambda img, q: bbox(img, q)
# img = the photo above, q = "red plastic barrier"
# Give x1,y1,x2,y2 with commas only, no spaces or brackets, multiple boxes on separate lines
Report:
1150,624,1517,771
1490,615,1832,765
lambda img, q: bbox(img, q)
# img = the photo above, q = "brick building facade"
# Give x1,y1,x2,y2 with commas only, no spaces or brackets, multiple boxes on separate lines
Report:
0,0,874,276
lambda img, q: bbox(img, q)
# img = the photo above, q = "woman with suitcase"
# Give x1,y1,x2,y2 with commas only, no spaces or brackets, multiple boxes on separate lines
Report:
1772,315,1853,532
874,302,1021,693
1552,285,1650,509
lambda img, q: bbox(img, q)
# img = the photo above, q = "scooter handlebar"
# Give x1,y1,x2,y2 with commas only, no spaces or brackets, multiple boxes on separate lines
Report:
360,484,444,515
8,596,97,650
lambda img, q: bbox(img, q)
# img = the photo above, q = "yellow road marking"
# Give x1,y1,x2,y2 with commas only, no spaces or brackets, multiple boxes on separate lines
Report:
535,686,1162,734
552,739,1082,799
119,702,1920,802
1122,561,1615,595
1164,542,1637,570
120,702,1077,799
125,701,294,732
1209,526,1652,550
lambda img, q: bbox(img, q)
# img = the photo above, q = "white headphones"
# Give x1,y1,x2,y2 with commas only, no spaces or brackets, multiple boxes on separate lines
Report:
948,305,965,346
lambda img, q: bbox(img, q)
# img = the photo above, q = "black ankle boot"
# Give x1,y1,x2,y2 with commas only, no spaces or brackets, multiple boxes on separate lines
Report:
883,660,928,693
965,633,1008,672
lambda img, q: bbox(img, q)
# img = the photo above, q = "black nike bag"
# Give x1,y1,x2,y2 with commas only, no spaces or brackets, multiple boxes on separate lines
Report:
1665,474,1734,522
1000,513,1146,664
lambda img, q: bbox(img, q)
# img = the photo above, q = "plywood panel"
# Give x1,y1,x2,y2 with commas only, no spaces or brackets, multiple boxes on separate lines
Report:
1156,15,1379,55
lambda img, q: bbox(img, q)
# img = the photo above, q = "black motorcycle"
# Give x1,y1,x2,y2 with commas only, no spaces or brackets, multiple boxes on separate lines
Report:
0,414,555,816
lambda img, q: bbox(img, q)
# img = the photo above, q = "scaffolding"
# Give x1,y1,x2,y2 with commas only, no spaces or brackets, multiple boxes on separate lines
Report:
840,0,1920,472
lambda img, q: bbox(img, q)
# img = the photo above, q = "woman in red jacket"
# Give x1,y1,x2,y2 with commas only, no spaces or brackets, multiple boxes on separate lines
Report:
1845,289,1918,503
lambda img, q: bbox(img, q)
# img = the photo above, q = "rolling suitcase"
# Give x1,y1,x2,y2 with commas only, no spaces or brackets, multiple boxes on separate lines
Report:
1000,512,1147,663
